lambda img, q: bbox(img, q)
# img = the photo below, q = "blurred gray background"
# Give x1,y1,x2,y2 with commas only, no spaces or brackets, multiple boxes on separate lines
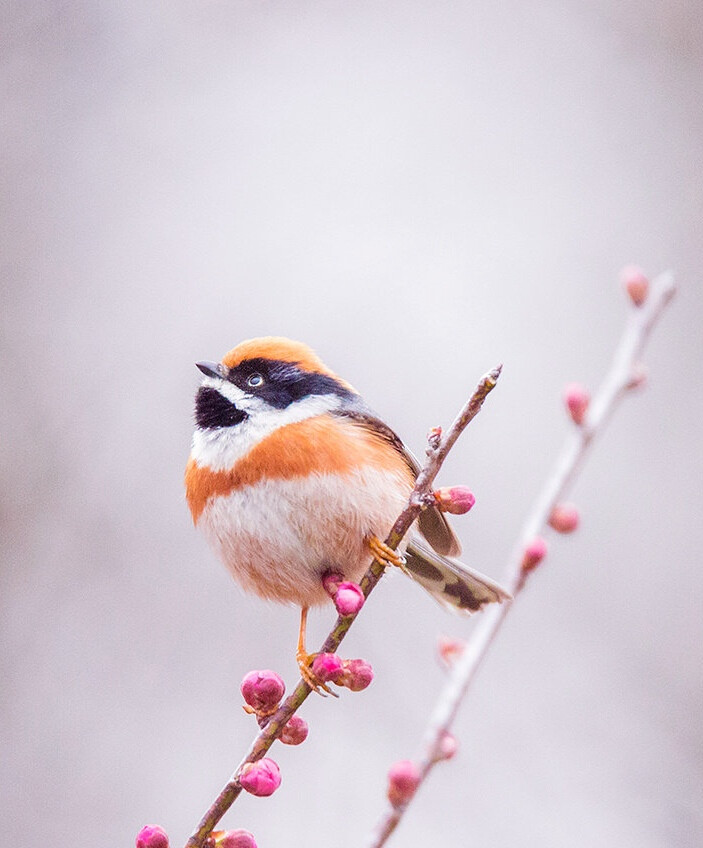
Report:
2,2,702,846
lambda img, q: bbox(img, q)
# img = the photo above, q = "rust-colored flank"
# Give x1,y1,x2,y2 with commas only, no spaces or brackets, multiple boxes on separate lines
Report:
185,415,412,523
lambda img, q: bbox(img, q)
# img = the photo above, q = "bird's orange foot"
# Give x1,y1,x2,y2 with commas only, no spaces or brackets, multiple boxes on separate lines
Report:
296,649,337,697
367,534,406,569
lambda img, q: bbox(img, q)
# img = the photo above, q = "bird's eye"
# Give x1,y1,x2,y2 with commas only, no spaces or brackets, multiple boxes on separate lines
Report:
246,373,264,388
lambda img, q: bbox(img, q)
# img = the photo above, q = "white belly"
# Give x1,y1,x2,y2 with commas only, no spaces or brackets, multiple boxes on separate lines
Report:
199,467,410,606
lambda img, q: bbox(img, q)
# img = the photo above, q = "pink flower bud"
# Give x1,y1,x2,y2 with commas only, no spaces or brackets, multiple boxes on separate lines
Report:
239,758,281,797
521,537,547,572
627,362,648,390
240,670,285,714
136,826,169,848
311,652,345,684
334,581,365,616
436,731,458,761
620,265,649,306
437,636,466,667
280,715,308,745
213,831,257,848
564,383,590,425
434,486,476,515
548,503,580,534
387,760,421,807
321,571,343,597
427,426,443,449
340,658,374,691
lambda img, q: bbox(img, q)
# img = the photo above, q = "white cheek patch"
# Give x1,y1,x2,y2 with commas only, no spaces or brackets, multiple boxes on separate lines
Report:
199,376,252,410
191,381,344,472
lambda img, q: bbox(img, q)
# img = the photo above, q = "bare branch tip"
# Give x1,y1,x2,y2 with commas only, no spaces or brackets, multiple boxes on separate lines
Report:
653,269,677,301
485,363,503,387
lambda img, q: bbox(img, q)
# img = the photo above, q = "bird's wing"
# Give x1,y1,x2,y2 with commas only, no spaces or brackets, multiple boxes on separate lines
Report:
404,535,511,613
333,407,462,557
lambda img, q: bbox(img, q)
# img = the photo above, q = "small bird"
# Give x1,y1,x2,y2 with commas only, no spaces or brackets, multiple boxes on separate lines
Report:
185,337,509,690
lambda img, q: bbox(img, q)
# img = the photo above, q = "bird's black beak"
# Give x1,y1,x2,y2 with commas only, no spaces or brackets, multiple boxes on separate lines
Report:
196,360,226,379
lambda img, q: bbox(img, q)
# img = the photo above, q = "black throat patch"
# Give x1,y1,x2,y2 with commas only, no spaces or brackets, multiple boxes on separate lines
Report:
195,386,249,429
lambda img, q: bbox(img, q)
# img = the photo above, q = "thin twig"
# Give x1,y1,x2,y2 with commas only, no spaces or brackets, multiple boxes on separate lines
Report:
367,271,676,847
183,366,503,847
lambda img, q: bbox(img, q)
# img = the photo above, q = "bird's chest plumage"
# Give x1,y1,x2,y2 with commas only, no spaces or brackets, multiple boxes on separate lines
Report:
185,415,413,606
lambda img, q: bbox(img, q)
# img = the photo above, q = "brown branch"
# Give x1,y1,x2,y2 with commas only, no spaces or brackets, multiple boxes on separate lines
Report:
366,271,677,847
183,365,503,847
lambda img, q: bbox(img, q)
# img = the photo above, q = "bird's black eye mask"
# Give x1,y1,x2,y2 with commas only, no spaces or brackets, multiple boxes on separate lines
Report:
226,358,355,410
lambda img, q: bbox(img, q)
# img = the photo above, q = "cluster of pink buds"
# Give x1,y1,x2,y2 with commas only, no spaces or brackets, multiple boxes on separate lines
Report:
322,572,365,616
311,653,374,691
434,486,476,515
209,830,258,848
240,669,308,744
387,759,421,807
136,825,169,848
136,818,259,845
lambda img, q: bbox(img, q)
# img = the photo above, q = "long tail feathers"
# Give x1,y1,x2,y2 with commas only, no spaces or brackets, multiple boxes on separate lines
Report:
403,535,511,614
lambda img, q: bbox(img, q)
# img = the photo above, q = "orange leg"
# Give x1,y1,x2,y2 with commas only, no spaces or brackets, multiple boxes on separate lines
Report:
367,534,406,568
296,606,336,697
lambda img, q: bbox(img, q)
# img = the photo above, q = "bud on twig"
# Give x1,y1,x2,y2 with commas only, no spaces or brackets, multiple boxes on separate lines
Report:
620,265,649,307
311,653,374,691
427,426,443,451
322,571,343,596
387,760,421,807
340,658,374,691
434,730,458,762
212,831,257,848
521,537,547,572
627,362,648,390
434,486,476,515
321,573,365,615
136,826,169,848
334,581,365,616
239,758,281,797
564,383,590,426
311,652,345,684
548,503,580,534
437,635,466,668
280,715,309,746
240,670,285,715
